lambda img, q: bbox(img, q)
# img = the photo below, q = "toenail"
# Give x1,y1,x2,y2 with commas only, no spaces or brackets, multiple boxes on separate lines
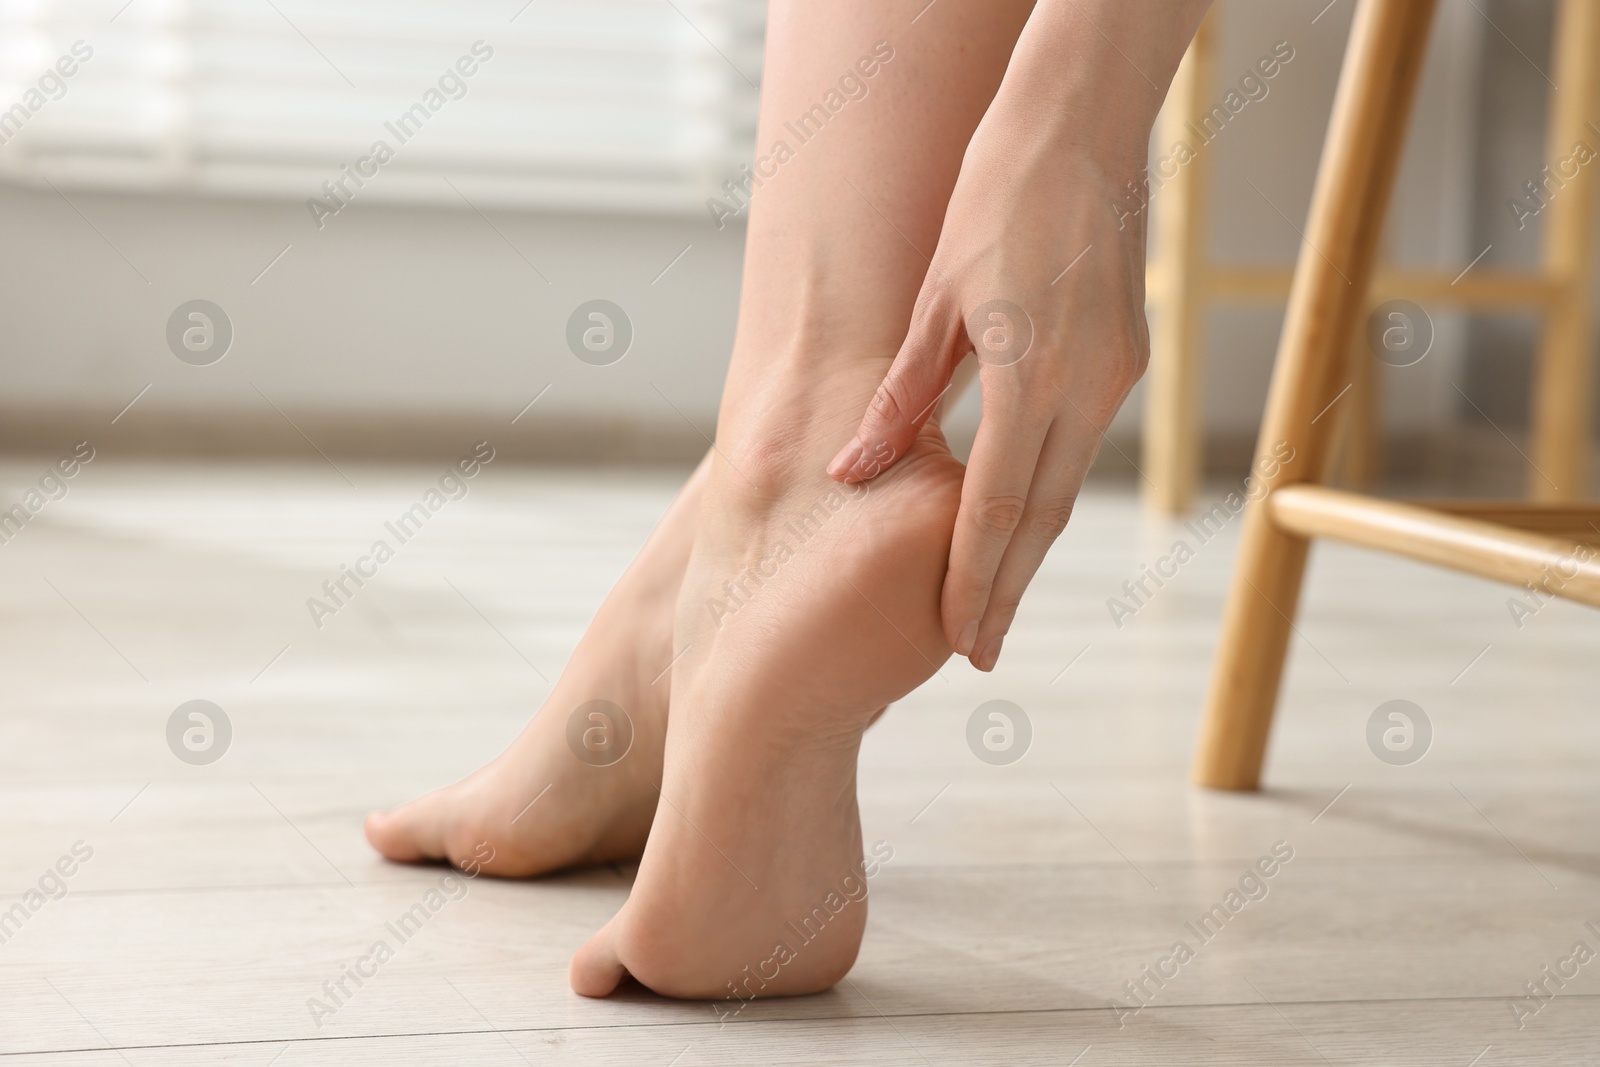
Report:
978,635,1004,671
956,620,979,656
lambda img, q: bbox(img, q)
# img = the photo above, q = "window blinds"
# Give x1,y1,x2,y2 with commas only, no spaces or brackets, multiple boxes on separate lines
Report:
0,0,764,215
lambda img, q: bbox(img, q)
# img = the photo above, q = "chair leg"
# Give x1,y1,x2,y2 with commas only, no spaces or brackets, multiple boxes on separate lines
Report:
1530,0,1600,501
1192,0,1438,791
1143,8,1216,516
1337,308,1384,489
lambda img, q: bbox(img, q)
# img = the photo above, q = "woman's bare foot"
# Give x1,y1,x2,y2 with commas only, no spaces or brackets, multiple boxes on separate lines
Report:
570,364,963,999
566,0,1037,998
363,457,708,877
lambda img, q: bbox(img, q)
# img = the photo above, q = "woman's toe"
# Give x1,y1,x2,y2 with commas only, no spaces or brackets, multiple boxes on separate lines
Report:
362,794,448,863
570,920,629,997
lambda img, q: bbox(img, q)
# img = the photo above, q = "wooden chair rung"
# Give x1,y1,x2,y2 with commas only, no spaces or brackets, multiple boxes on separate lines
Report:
1268,485,1600,608
1421,500,1600,543
1202,266,1564,308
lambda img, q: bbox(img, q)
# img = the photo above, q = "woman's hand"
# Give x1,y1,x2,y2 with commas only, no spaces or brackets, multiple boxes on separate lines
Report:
826,133,1148,671
823,0,1208,670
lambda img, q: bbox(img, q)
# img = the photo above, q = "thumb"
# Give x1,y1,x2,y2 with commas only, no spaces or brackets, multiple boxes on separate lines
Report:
826,291,968,483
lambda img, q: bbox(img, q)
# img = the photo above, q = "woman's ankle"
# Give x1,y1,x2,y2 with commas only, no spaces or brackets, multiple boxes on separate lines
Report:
714,334,901,490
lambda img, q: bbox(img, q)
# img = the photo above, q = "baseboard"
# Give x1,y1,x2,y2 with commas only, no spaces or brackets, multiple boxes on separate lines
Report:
0,408,1574,497
0,408,711,466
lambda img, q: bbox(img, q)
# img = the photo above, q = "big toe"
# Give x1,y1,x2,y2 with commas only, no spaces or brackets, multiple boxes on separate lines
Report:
570,921,629,998
363,794,449,864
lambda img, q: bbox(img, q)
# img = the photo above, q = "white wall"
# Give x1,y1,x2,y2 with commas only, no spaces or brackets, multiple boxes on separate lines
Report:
0,180,744,456
0,0,1498,461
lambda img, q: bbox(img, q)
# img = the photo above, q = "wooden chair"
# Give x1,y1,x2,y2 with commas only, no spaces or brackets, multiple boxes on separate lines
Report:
1144,0,1600,517
1191,0,1600,791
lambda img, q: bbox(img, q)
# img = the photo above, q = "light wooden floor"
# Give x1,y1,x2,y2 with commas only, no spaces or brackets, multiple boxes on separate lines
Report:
2,458,1597,1065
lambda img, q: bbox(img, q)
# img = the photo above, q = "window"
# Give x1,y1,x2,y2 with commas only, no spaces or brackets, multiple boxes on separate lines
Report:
0,0,764,214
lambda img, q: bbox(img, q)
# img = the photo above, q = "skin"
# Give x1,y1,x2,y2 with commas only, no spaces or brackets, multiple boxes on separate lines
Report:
572,0,1213,999
828,0,1213,673
371,0,1213,1001
570,0,1031,994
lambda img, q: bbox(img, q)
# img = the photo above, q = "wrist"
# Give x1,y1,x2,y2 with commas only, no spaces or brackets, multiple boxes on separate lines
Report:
978,80,1152,182
987,0,1210,168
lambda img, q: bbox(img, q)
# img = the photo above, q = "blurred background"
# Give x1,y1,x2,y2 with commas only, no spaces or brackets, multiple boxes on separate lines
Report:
0,0,1586,484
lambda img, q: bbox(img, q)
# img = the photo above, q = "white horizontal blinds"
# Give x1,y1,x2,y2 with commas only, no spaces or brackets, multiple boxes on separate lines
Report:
0,0,764,214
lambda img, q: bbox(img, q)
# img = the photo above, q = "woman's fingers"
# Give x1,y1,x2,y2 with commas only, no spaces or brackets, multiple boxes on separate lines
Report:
827,288,969,483
941,373,1051,665
966,414,1103,668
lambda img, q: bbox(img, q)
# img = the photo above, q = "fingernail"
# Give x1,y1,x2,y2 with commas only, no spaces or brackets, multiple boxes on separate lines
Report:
977,635,1004,671
827,439,864,480
956,620,979,656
